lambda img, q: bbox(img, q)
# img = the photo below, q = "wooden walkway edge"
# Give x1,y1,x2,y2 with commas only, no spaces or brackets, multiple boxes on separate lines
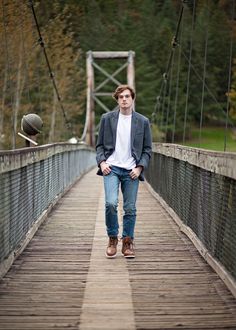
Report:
0,168,236,329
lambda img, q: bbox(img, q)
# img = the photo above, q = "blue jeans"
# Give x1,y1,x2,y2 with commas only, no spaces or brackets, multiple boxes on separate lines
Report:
103,166,139,239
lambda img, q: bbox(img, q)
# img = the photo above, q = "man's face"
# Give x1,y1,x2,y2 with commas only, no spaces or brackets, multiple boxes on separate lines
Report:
117,89,133,112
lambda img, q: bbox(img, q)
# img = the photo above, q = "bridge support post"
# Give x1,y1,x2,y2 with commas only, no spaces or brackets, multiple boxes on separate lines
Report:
127,51,135,90
86,51,95,146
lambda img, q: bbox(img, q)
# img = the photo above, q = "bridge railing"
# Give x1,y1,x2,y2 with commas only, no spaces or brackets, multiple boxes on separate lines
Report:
146,143,236,296
0,143,96,277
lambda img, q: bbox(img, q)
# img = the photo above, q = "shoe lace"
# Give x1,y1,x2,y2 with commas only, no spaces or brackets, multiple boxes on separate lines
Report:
109,237,118,247
123,238,134,250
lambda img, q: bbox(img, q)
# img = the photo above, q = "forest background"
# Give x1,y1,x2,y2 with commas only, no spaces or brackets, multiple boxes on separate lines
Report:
0,0,236,150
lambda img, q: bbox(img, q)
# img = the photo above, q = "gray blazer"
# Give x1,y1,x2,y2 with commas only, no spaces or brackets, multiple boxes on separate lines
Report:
96,109,152,181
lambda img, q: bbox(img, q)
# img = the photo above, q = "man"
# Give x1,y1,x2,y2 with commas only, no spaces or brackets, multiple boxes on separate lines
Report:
96,84,152,258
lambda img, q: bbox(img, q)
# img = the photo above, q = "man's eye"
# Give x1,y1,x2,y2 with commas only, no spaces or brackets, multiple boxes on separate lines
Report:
119,94,131,99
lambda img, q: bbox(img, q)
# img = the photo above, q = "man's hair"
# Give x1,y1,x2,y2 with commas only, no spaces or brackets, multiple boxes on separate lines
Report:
113,85,135,100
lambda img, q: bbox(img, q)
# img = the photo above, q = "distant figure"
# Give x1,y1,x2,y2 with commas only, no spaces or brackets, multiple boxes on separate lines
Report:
96,84,152,258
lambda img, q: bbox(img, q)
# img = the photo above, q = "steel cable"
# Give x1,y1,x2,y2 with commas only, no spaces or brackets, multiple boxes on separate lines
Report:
224,0,235,151
198,2,209,147
28,0,71,130
152,2,185,126
182,0,196,144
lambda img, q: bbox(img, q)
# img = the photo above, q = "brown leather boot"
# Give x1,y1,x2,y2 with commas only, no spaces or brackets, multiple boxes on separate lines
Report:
122,237,135,258
106,236,118,258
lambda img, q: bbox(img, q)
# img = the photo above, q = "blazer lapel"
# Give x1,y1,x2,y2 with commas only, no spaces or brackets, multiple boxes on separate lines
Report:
131,111,138,146
110,109,119,147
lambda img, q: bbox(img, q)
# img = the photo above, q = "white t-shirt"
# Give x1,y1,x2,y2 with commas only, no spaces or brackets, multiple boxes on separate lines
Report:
106,112,136,169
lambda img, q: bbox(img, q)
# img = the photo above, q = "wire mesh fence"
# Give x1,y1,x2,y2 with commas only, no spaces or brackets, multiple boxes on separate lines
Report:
0,144,96,265
145,145,236,281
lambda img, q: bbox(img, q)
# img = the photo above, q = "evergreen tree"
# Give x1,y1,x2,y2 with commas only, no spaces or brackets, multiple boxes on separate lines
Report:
0,0,235,148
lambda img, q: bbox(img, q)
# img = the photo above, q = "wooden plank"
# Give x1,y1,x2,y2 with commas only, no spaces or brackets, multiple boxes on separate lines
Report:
126,184,236,329
79,190,136,330
0,168,235,330
0,170,101,330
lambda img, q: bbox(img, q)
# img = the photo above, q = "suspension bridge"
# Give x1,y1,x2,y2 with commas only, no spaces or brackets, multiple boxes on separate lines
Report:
0,1,236,329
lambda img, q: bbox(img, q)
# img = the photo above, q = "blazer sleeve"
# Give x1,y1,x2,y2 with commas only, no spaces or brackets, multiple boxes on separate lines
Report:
136,118,152,169
96,114,106,166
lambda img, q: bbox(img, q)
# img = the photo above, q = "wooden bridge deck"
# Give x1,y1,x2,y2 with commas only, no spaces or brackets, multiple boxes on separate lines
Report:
0,168,236,330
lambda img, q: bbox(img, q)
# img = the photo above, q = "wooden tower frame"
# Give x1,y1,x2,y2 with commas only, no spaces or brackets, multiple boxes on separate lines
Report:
86,51,135,146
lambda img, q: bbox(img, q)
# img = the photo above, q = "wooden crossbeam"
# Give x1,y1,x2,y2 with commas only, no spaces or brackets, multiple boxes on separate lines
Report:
92,61,121,86
94,62,128,92
92,51,132,59
92,95,111,113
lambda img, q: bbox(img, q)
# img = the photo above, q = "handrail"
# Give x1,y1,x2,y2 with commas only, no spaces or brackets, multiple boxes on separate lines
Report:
153,143,236,180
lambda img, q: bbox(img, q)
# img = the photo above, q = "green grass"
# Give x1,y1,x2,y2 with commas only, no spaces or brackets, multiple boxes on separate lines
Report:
180,127,236,152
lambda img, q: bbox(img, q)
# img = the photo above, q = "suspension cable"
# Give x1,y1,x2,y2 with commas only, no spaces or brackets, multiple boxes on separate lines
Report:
159,75,168,133
198,2,209,147
182,0,196,144
224,0,235,152
2,0,15,149
172,18,183,143
35,51,43,114
152,1,186,126
0,0,8,143
180,49,235,128
20,1,32,107
28,0,71,129
165,52,175,142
